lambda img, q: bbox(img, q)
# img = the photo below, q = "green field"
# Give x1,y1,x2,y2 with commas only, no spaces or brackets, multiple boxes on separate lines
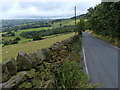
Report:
2,18,79,62
2,19,78,44
2,33,75,62
2,27,53,43
52,19,80,27
15,27,53,34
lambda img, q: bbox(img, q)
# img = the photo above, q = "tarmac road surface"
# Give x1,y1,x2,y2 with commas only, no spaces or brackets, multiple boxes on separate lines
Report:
82,32,118,88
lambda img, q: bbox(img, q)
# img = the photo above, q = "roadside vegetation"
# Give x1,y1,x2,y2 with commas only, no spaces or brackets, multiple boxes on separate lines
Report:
86,2,120,47
56,36,96,88
88,30,119,47
54,17,97,88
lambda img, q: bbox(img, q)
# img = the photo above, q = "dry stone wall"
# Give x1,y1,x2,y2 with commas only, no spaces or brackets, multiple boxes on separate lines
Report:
0,34,80,88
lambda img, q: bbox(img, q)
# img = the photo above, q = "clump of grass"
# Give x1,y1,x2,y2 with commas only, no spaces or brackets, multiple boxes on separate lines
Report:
57,60,91,88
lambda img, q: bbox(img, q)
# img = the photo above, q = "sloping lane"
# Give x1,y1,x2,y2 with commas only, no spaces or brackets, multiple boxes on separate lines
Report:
82,32,118,88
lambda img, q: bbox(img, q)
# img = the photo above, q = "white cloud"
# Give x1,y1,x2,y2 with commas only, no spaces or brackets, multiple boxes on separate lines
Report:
1,0,101,19
1,0,101,3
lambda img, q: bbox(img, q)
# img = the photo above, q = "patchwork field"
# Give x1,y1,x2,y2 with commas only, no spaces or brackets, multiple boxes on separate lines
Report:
2,27,53,43
2,18,79,62
2,33,75,62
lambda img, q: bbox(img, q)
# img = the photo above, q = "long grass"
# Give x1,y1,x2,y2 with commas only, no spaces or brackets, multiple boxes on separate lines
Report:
56,36,97,88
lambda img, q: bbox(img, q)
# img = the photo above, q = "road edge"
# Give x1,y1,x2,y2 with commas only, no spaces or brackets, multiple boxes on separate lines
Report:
82,46,89,76
88,33,120,50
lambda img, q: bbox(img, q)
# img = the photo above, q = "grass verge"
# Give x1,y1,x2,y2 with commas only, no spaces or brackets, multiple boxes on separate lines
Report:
86,30,120,48
56,36,96,88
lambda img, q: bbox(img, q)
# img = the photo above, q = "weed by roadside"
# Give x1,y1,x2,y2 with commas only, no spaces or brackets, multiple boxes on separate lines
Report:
55,36,97,88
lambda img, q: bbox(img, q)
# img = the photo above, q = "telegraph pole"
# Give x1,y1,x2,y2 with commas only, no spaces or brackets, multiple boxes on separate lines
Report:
75,6,77,34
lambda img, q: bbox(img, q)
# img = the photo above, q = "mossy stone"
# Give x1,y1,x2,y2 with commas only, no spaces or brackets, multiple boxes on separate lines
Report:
26,69,36,78
2,71,27,88
31,77,42,88
19,81,32,88
4,58,17,76
16,52,32,70
34,49,51,62
2,63,10,82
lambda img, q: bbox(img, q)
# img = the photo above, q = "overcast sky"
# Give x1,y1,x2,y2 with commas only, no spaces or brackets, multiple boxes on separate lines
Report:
0,0,101,19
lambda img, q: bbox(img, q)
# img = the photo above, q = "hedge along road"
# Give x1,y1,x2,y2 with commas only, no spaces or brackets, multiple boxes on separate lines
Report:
82,32,118,88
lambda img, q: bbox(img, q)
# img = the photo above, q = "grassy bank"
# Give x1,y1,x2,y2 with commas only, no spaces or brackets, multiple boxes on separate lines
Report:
87,30,120,48
2,33,75,62
56,36,96,88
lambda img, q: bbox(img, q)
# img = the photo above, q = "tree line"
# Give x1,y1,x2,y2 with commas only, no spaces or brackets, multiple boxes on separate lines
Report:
86,2,120,39
2,37,21,46
20,25,74,40
2,21,51,32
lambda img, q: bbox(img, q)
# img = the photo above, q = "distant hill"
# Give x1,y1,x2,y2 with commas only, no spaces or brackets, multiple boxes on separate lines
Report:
70,14,87,19
2,19,49,28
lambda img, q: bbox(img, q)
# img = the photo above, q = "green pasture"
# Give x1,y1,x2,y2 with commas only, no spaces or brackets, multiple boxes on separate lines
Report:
2,33,75,62
2,27,53,43
52,19,80,26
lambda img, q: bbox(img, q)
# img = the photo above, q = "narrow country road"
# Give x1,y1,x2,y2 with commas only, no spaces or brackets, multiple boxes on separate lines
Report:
82,32,118,88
